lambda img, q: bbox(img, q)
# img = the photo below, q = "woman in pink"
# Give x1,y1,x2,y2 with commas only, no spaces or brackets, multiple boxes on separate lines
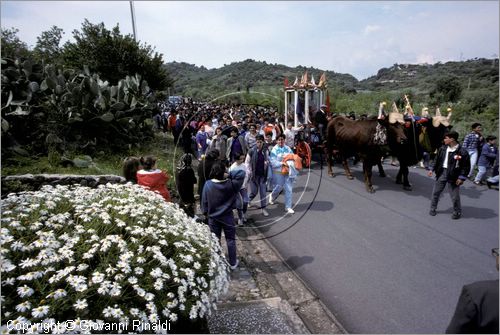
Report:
137,155,171,202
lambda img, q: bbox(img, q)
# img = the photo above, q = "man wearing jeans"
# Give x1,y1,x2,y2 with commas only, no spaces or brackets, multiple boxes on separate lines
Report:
462,123,484,179
427,131,470,220
202,162,244,270
269,134,296,214
246,135,270,217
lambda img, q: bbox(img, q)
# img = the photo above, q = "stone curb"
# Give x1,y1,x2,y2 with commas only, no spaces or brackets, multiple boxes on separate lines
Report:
237,224,347,334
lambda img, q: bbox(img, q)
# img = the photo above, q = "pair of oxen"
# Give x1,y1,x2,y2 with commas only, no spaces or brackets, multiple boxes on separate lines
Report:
326,103,452,193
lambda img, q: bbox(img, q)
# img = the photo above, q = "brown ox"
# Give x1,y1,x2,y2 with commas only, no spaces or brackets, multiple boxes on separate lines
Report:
326,115,407,193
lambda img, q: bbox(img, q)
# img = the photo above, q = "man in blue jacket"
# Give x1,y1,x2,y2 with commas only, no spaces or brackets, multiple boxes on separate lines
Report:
427,131,470,220
474,135,498,185
202,161,245,270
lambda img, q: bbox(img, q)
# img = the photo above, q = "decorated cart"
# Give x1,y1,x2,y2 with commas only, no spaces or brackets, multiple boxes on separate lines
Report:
283,72,329,127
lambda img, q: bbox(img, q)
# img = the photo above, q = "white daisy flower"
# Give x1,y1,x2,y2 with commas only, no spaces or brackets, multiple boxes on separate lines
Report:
150,267,163,278
31,305,49,318
102,306,113,318
169,313,178,322
15,301,31,312
91,271,105,284
73,299,88,310
2,278,15,286
154,279,163,291
144,293,155,301
53,289,67,299
17,285,34,298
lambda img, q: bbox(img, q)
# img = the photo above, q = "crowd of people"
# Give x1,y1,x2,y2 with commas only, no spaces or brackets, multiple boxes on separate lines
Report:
128,99,499,271
126,100,313,270
127,100,498,332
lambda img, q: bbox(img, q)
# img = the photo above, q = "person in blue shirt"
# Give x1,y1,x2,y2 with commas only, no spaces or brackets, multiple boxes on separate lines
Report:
462,123,484,179
201,161,245,270
195,126,208,160
269,134,296,214
473,135,497,185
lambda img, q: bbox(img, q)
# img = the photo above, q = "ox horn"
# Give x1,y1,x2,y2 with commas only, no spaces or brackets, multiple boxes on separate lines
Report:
432,107,451,127
389,102,404,124
378,101,387,119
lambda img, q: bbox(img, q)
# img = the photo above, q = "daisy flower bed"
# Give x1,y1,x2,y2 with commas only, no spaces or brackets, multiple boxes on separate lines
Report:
1,183,230,334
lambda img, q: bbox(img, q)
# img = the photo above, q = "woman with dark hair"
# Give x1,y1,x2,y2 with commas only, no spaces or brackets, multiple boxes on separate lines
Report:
210,126,228,165
201,161,245,270
197,148,220,199
176,153,197,217
137,155,171,202
123,156,141,183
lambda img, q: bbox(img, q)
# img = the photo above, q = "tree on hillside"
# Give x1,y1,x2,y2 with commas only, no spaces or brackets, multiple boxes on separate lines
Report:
1,27,31,60
429,76,463,104
62,20,172,91
33,26,64,65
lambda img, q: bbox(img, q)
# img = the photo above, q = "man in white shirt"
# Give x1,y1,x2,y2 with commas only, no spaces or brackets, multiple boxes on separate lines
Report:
284,122,304,150
427,131,470,220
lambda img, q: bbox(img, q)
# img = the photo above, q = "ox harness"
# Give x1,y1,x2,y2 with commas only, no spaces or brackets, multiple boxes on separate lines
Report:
373,123,387,145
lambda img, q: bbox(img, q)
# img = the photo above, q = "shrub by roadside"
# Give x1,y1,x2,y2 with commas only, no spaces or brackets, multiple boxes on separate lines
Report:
1,183,229,333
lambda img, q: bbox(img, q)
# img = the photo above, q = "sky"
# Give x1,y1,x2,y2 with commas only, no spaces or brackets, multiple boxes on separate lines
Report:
1,1,499,80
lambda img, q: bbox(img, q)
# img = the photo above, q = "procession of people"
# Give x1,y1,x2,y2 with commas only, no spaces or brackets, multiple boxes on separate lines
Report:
146,97,500,217
129,98,499,272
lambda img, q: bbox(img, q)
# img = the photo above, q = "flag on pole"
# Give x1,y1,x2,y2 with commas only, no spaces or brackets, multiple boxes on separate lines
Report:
284,77,289,87
311,74,316,86
293,76,299,86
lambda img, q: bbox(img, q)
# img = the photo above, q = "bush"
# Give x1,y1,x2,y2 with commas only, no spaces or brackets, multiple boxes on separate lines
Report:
1,183,229,333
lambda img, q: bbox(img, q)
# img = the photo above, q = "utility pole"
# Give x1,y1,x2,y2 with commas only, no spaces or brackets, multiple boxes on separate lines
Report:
130,1,137,41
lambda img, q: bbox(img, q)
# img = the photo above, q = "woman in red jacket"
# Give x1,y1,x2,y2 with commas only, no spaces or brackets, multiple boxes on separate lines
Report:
137,155,171,202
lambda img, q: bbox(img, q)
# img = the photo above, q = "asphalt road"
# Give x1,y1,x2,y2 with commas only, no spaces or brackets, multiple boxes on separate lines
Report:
249,159,499,334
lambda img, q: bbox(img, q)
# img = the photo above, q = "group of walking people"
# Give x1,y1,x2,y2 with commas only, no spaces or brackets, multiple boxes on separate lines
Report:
123,98,310,271
461,122,498,187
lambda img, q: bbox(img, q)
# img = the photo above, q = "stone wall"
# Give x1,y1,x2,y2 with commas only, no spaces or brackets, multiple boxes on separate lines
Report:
1,174,126,197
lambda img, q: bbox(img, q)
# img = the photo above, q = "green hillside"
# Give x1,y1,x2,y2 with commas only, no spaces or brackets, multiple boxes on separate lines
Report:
165,59,358,100
360,59,499,92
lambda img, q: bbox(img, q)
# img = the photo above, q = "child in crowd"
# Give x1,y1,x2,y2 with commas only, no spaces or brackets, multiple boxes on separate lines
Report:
137,155,171,202
176,153,197,217
229,152,250,225
123,156,141,183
